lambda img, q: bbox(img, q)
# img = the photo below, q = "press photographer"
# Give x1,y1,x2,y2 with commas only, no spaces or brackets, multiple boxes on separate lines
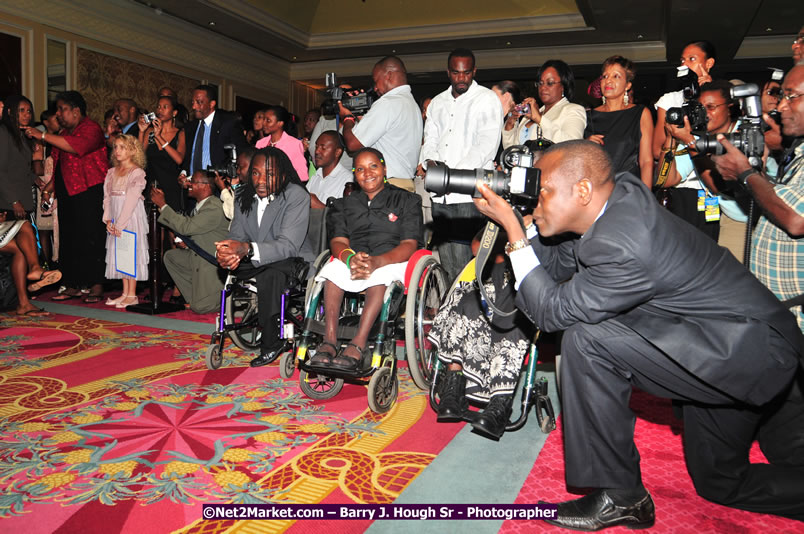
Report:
337,56,422,192
656,80,739,246
473,139,804,530
653,40,718,240
712,63,804,331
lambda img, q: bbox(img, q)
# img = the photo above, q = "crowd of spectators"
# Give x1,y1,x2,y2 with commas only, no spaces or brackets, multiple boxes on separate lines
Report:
2,25,804,531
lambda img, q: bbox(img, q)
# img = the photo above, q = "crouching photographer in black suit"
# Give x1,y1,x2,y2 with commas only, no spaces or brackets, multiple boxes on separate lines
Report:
472,140,804,530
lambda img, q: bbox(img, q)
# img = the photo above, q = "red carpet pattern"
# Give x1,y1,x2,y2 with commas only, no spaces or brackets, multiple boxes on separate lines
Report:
501,390,803,533
0,313,460,534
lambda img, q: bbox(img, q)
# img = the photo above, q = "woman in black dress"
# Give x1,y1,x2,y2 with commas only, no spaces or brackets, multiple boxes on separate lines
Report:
584,56,654,187
137,95,186,211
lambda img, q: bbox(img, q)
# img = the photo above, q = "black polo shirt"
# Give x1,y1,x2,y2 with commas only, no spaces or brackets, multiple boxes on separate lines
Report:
327,184,423,256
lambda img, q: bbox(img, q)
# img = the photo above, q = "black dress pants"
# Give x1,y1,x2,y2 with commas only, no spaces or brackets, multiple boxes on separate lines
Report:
235,257,298,352
55,178,106,288
560,319,804,520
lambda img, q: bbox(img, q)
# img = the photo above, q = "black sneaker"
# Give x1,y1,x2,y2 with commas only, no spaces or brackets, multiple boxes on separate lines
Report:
472,394,512,440
437,370,468,422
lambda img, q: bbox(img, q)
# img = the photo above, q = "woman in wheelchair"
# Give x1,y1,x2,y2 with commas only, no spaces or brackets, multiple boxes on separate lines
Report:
429,224,533,440
311,147,423,371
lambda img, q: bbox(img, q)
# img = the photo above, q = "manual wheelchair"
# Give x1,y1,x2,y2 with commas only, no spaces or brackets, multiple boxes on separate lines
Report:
279,248,448,413
204,258,309,370
427,258,557,435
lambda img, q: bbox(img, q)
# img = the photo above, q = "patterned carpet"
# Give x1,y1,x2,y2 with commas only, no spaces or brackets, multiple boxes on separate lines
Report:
500,390,803,534
0,313,461,533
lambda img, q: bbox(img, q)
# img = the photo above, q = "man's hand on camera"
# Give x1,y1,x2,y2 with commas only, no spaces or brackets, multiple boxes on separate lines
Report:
150,186,166,208
473,182,526,243
763,112,784,151
213,171,228,192
337,101,353,120
711,135,754,181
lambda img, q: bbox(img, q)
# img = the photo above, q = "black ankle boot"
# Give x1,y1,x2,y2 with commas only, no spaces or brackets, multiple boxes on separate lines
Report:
437,370,468,422
472,394,512,440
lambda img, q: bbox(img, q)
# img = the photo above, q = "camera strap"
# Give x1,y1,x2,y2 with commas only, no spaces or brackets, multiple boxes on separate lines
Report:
475,215,525,323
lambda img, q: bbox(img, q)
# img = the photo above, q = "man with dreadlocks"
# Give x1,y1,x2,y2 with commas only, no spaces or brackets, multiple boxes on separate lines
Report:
215,147,310,367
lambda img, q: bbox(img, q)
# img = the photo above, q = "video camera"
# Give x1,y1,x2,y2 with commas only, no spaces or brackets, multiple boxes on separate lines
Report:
666,66,708,132
206,143,238,179
424,145,541,208
321,72,377,117
694,83,764,169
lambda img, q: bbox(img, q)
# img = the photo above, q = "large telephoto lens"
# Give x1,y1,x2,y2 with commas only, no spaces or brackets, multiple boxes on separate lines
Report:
694,133,727,155
424,163,482,197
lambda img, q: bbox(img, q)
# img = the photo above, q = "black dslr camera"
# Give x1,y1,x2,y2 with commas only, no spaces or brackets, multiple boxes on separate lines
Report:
321,72,377,117
424,145,541,208
206,143,237,179
666,66,708,133
694,83,764,169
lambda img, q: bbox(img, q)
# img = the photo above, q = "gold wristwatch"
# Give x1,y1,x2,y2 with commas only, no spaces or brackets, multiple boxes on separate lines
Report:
504,237,530,256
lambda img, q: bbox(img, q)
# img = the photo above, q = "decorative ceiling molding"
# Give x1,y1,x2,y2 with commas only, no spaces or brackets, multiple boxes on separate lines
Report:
290,40,668,83
204,0,587,49
0,0,290,94
735,35,797,59
204,0,309,46
306,14,590,49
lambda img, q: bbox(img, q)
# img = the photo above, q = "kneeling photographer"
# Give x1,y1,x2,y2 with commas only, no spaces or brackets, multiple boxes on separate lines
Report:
471,139,804,529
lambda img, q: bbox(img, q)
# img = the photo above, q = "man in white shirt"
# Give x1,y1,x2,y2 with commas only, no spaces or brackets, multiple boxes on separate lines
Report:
303,131,353,259
339,56,422,192
417,48,503,282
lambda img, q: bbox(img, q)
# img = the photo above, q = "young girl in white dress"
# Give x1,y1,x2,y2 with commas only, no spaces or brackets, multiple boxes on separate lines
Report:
102,134,149,308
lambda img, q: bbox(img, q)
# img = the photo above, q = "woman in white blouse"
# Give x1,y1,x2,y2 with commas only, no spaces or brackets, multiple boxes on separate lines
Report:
502,59,586,148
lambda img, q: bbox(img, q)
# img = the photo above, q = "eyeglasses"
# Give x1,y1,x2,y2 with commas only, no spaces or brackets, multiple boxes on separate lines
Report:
794,35,804,45
536,80,561,88
780,93,803,102
703,103,728,112
765,90,781,98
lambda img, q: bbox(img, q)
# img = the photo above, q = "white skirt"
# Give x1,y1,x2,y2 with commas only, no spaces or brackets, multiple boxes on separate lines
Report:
315,258,408,293
0,220,25,249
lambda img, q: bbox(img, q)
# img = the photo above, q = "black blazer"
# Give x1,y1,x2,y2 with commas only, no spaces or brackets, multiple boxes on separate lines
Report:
515,172,802,406
182,109,246,174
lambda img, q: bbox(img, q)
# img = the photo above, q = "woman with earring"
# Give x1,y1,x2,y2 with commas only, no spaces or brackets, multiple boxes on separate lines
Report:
584,55,654,188
503,59,586,147
139,95,186,212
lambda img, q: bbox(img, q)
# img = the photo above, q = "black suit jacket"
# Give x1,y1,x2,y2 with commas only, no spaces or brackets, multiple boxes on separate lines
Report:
515,172,802,406
182,110,246,174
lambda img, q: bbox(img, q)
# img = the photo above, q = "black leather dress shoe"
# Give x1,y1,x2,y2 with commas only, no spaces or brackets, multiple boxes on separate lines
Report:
544,489,655,531
437,370,468,422
249,347,283,367
471,394,512,440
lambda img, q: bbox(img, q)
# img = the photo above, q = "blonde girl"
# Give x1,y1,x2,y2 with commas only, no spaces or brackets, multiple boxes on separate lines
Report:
102,134,149,308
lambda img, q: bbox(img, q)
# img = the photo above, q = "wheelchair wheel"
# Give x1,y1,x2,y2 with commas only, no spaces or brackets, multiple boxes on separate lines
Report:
367,367,398,414
205,344,222,370
305,249,332,312
299,369,343,400
404,255,448,390
225,281,261,351
279,350,295,379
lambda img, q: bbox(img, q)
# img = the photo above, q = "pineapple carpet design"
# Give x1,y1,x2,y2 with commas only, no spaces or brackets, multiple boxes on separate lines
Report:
0,313,459,533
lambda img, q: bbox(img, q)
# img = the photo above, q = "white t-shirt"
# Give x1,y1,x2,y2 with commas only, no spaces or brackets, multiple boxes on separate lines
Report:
419,81,503,204
352,84,423,179
307,162,353,205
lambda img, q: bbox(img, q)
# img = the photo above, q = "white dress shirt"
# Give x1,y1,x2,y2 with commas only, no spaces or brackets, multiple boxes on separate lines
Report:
250,194,274,263
419,81,503,204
